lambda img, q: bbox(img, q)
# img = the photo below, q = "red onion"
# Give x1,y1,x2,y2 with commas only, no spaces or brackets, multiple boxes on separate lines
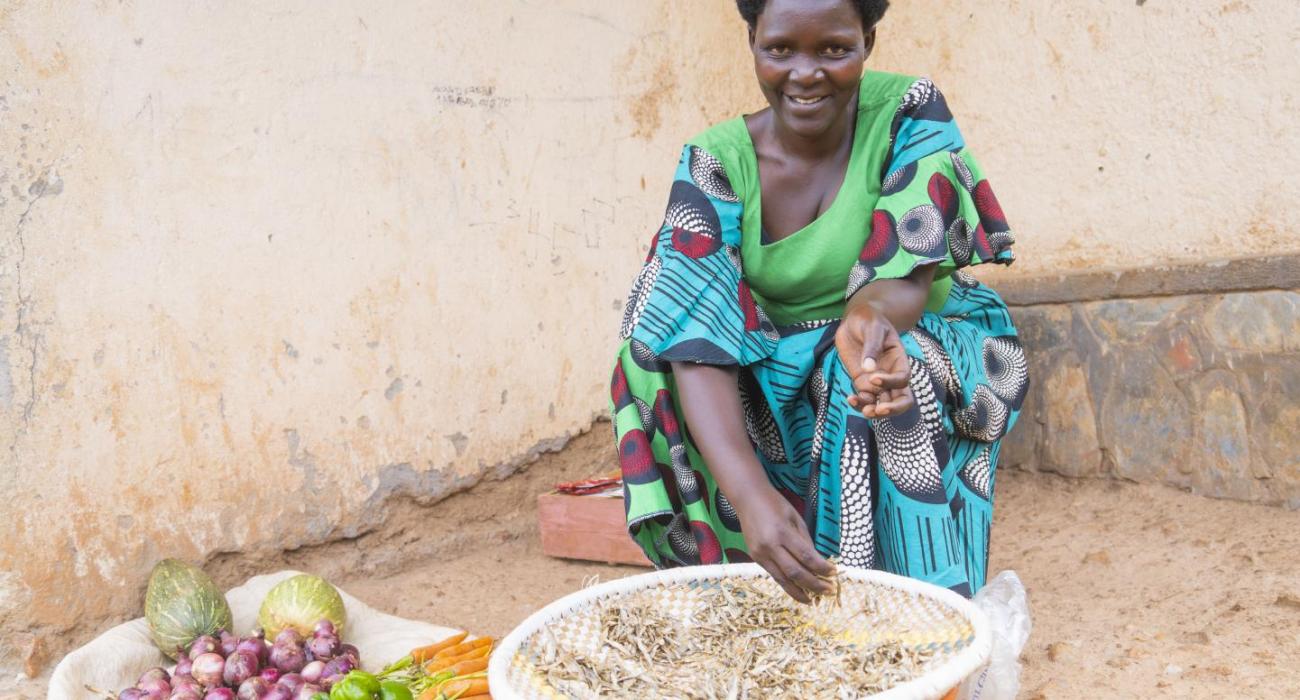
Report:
139,691,167,700
312,620,335,636
221,630,239,656
236,677,270,700
273,629,302,647
237,637,269,665
299,661,324,685
203,689,235,700
189,636,220,660
118,689,146,700
259,667,281,685
173,656,194,678
269,642,305,673
292,685,321,700
318,656,353,690
170,677,201,695
138,678,171,695
337,644,360,663
138,668,171,685
190,652,225,688
304,634,338,661
169,691,203,700
262,688,292,700
223,650,260,687
276,674,303,693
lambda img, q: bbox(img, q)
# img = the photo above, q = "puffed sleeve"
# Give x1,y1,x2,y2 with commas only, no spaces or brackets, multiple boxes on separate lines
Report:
619,144,779,366
847,78,1016,298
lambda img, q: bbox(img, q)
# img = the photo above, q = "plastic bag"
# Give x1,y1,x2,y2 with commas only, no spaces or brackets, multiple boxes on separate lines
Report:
959,570,1032,700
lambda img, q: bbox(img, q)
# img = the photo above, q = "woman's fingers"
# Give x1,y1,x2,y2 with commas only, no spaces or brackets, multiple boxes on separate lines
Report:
757,552,812,604
870,388,916,417
865,367,910,391
852,373,889,396
788,537,835,579
771,547,833,599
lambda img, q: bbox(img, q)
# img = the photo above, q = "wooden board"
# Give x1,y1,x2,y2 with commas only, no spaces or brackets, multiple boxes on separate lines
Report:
536,491,653,567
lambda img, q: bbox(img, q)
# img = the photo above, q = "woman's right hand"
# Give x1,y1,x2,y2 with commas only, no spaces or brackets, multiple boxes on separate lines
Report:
734,487,836,603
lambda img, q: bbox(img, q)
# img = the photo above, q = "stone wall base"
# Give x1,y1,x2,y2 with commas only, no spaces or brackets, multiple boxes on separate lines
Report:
994,257,1299,509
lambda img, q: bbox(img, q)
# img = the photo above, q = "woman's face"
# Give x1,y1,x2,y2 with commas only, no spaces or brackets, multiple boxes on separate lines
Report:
750,0,873,140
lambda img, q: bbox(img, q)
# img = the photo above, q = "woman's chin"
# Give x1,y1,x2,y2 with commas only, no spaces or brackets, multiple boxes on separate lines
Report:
776,114,837,139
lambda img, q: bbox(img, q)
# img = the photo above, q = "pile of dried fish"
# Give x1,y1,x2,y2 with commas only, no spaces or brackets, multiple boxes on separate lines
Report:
534,574,937,699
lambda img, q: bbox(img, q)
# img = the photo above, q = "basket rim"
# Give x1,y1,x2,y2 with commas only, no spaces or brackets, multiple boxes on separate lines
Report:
488,563,992,700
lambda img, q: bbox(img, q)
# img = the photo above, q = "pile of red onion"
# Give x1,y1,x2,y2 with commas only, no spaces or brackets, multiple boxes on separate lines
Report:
115,621,359,700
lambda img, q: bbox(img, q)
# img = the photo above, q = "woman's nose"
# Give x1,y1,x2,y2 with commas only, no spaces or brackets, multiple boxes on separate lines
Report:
787,56,824,85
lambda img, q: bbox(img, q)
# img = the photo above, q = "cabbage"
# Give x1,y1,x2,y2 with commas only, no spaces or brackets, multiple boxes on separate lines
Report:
257,574,347,638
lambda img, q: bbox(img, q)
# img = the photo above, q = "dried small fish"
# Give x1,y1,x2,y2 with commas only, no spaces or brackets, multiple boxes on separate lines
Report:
532,572,939,699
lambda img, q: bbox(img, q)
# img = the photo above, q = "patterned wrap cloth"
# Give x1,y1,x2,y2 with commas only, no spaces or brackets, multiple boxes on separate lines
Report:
610,73,1025,596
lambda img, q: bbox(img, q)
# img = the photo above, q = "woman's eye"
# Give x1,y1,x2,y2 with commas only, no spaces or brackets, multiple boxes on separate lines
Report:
767,46,792,57
823,46,849,58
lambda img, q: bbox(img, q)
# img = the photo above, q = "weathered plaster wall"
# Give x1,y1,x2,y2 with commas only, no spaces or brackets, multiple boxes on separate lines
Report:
0,0,756,671
871,0,1300,279
4,0,1297,674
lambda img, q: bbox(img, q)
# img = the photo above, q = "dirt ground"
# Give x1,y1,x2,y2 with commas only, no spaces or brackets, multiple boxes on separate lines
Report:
14,427,1300,698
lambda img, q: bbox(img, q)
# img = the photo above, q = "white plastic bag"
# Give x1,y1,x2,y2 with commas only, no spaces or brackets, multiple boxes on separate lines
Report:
48,570,459,700
959,570,1032,700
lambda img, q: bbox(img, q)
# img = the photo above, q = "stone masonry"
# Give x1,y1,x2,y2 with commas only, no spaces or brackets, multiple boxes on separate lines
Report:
994,257,1300,509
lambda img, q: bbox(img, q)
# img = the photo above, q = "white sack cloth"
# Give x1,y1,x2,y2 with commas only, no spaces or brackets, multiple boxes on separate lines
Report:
48,570,458,700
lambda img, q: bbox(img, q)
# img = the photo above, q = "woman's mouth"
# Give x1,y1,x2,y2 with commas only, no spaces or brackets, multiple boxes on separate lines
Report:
784,94,829,108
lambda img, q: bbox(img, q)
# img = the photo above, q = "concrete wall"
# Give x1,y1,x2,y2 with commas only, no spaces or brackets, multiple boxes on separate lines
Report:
870,0,1300,279
0,0,756,672
3,0,1298,674
868,0,1300,504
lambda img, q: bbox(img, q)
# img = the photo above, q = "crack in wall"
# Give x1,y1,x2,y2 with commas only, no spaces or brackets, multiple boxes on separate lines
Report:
6,170,55,455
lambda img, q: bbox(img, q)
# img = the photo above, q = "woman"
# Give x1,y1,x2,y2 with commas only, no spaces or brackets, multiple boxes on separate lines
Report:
610,0,1024,602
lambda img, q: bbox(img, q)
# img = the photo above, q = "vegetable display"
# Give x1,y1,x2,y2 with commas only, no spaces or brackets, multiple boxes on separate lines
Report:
258,575,348,639
144,560,234,661
370,632,493,700
103,618,359,699
108,563,485,700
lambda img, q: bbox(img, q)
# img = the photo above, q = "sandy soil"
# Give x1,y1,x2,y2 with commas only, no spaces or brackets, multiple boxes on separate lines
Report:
14,426,1300,698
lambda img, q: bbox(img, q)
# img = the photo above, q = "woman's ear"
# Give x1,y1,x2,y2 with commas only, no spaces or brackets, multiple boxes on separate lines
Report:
748,25,756,47
863,27,877,59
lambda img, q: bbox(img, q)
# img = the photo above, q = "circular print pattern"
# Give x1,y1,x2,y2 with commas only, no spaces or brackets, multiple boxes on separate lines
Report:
665,180,722,259
882,162,917,196
618,429,657,485
688,146,739,203
897,204,946,258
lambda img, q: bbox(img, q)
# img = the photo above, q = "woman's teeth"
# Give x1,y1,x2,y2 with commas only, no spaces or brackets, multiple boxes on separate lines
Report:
787,95,827,106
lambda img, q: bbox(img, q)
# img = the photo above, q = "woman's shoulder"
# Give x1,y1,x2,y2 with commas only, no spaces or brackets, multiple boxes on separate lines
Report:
685,116,751,158
858,70,928,107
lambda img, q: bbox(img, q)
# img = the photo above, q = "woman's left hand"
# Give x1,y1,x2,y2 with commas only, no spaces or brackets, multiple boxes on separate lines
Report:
834,304,915,419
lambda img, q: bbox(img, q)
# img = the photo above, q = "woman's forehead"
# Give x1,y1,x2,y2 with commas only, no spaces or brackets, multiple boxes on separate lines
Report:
755,0,864,38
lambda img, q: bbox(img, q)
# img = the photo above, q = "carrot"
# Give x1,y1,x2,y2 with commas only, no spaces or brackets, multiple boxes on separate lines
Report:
432,636,495,660
437,677,489,699
444,656,488,677
411,631,469,663
457,695,492,700
424,645,492,673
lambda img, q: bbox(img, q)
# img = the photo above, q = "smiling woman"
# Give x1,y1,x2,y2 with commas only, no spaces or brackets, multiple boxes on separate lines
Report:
610,0,1023,601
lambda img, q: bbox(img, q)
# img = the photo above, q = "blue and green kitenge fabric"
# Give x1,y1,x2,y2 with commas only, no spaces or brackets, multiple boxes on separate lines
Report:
610,73,1026,596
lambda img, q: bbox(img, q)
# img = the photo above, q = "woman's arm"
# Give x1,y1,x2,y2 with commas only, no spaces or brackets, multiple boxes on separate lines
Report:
671,361,835,603
835,262,939,418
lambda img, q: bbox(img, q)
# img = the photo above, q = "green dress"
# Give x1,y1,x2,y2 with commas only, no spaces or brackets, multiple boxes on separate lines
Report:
610,71,1023,595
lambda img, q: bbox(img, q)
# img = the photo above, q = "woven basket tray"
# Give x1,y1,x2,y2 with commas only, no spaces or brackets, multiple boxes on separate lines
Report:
488,563,990,700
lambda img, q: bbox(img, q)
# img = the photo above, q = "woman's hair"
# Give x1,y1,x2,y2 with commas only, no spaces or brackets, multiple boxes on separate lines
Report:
735,0,890,30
